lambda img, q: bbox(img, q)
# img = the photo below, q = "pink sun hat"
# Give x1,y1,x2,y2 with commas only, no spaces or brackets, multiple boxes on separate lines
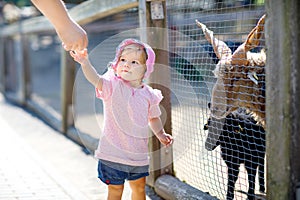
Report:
110,38,156,79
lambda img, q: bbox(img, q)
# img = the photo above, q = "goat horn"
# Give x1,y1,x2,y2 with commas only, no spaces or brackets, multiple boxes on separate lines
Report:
196,19,232,60
231,14,266,65
245,14,266,51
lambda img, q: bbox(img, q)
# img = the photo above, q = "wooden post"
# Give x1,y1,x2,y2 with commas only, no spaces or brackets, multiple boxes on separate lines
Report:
139,0,173,187
22,35,31,101
0,37,5,93
61,50,76,133
4,38,14,93
266,0,300,199
3,21,30,105
14,34,26,104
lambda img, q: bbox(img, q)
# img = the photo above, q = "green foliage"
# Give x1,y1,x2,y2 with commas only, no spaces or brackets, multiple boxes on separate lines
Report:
255,0,265,5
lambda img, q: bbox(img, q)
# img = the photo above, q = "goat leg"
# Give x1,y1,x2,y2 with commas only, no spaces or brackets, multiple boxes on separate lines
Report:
226,163,239,200
258,159,266,193
245,163,257,200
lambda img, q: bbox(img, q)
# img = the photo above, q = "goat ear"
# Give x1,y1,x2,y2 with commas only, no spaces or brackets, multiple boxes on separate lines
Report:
231,14,266,65
196,20,232,60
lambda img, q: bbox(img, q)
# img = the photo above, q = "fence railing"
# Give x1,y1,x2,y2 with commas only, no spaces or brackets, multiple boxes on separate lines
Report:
1,0,300,199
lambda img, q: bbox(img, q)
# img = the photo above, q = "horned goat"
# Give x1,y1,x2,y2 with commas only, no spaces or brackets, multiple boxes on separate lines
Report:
196,14,266,128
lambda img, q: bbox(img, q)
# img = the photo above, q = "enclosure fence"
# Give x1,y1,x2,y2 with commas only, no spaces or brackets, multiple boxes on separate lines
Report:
1,0,300,199
167,1,266,199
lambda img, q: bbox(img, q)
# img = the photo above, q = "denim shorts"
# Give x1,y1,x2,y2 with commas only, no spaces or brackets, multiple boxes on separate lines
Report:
97,159,149,185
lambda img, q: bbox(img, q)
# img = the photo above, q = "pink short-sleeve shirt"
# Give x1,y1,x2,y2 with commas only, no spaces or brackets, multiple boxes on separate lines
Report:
94,70,163,166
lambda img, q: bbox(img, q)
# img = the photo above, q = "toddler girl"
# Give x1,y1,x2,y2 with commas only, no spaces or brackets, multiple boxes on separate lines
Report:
70,38,173,200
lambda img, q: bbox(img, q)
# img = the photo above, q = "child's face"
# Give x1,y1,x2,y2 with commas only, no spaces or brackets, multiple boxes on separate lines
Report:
116,46,147,82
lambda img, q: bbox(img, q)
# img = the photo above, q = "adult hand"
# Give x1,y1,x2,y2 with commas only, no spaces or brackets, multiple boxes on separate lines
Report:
57,19,88,51
31,0,88,51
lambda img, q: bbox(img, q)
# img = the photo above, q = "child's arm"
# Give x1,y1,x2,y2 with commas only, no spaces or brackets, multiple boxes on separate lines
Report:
70,50,103,90
149,117,173,146
31,0,88,51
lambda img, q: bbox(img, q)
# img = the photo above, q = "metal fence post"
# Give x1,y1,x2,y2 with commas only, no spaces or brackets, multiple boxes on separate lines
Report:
139,0,173,187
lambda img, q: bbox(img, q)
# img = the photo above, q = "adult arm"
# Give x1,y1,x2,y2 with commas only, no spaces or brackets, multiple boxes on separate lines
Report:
31,0,88,51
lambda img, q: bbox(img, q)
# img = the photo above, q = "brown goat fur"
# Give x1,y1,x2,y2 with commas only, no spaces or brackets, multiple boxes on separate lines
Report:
196,14,266,128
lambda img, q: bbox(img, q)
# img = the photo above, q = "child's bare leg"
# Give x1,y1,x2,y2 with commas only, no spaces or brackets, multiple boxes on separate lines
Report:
129,177,146,200
107,184,124,200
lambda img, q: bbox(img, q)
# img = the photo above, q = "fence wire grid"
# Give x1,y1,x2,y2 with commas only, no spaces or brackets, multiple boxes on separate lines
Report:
167,0,266,199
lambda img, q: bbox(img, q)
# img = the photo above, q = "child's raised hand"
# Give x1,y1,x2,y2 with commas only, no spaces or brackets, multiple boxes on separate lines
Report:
70,49,88,64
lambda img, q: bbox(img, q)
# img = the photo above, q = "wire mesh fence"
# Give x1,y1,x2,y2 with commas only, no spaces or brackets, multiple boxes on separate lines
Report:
167,0,266,199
